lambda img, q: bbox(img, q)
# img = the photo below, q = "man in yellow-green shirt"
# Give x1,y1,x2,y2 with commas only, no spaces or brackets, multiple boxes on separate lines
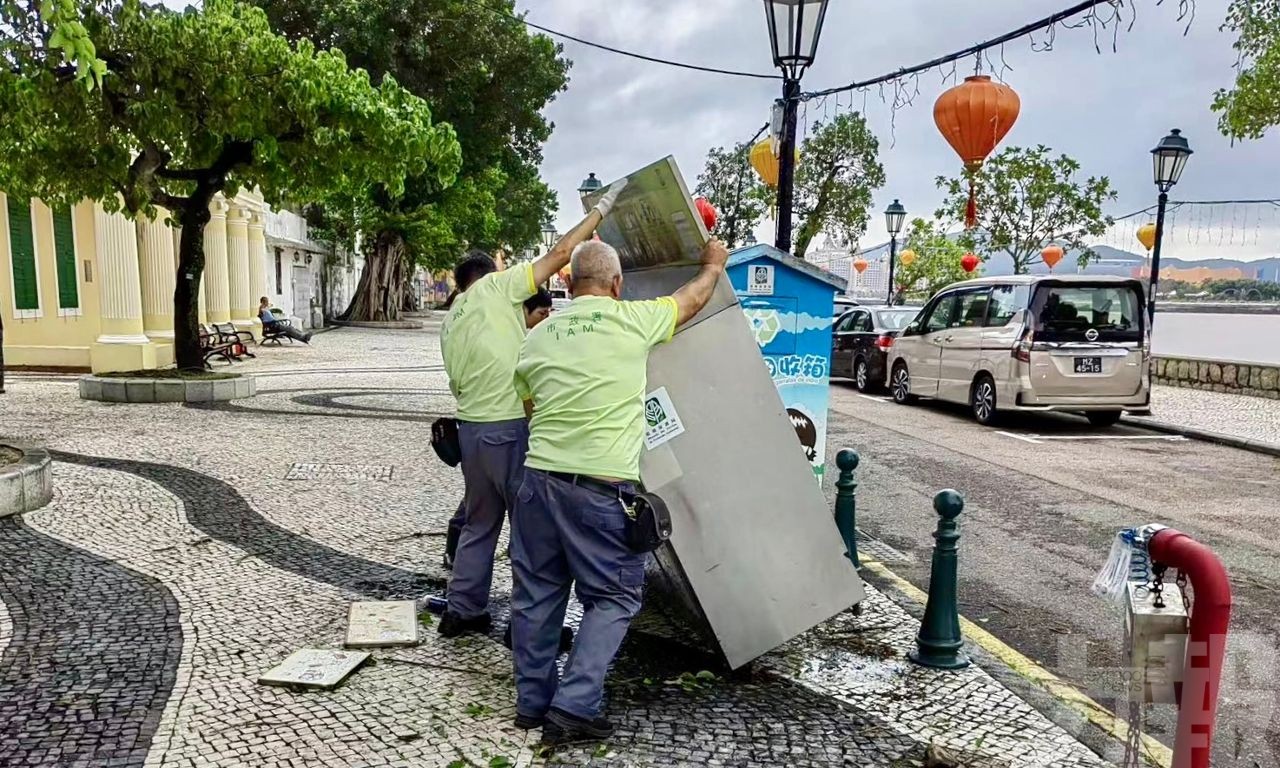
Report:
509,236,728,742
437,180,627,639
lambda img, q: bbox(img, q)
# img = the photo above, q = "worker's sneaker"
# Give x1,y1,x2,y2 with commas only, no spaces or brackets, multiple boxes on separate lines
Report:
513,712,545,730
437,610,491,638
543,708,614,742
502,624,574,654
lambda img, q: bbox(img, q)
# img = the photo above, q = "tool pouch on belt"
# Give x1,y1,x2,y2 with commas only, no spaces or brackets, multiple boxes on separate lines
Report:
430,417,462,467
624,492,672,554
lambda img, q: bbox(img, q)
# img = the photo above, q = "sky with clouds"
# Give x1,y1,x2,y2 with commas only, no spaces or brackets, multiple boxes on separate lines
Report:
521,0,1280,262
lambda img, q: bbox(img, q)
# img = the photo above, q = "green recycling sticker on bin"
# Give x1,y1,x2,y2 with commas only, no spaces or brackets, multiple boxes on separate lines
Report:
643,387,685,450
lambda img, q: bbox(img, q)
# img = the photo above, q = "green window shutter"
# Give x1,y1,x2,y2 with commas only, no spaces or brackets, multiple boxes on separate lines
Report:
7,197,38,311
53,207,78,309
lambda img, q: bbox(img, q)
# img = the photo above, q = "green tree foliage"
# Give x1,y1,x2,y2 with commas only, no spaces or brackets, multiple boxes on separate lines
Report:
1201,278,1280,301
695,142,768,248
0,0,459,368
3,0,109,89
1213,0,1280,140
893,218,971,302
793,113,885,260
254,0,569,318
936,145,1115,274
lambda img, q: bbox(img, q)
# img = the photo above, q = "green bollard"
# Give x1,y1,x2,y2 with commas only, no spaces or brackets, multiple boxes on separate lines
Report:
908,489,970,670
833,449,860,569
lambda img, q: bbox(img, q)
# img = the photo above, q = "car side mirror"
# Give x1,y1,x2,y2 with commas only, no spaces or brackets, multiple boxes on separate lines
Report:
902,323,917,337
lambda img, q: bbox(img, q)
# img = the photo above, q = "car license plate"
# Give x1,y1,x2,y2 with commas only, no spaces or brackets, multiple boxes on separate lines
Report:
1074,356,1103,374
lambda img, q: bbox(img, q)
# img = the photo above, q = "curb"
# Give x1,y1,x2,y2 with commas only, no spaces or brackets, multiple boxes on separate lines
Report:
859,558,1173,768
1123,416,1280,458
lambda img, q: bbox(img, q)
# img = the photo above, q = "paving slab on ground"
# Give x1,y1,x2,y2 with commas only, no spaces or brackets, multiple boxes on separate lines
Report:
0,324,1121,767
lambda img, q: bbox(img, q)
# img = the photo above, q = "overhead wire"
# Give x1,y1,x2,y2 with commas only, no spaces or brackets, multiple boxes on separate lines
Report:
801,0,1119,100
484,4,780,80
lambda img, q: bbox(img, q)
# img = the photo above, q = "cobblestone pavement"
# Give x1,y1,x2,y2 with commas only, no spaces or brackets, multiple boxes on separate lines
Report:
0,324,1120,767
1129,384,1280,450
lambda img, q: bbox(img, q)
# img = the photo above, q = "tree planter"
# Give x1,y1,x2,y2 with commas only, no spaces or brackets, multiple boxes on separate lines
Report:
78,374,256,403
0,445,53,517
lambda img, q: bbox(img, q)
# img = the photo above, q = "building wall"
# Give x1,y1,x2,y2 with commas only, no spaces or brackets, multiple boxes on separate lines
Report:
1,196,103,368
1136,265,1248,284
3,191,274,372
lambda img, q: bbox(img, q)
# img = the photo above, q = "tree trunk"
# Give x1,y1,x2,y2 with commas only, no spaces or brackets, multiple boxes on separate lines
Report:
341,229,406,322
174,201,213,371
399,268,418,313
0,309,6,394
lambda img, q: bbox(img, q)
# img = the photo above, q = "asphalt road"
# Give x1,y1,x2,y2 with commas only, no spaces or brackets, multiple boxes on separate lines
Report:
821,379,1280,767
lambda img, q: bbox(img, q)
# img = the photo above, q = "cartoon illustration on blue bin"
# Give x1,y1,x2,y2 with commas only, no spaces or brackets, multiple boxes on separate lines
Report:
728,244,847,483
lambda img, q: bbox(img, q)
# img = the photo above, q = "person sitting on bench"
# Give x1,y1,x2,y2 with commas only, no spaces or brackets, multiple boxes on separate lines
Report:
258,297,312,343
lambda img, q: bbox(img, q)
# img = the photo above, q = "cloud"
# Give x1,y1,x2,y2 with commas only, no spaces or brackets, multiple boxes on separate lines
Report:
522,0,1280,263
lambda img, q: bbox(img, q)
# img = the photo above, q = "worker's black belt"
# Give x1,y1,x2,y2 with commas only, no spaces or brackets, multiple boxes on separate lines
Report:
544,470,672,554
546,471,634,503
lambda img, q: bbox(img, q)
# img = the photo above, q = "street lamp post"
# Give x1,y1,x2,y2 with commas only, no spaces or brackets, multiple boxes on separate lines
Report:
1148,129,1192,325
540,220,557,255
884,199,906,305
763,0,830,255
577,172,602,200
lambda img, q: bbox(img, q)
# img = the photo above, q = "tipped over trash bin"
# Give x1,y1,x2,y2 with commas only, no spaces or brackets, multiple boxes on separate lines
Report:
583,156,864,668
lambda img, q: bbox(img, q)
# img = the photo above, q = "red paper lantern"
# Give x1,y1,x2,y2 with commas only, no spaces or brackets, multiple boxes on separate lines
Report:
933,75,1021,229
853,258,869,274
960,252,980,273
1041,244,1064,271
695,197,717,232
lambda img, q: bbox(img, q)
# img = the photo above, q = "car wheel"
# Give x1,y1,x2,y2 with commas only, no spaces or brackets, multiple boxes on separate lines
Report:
971,375,999,426
854,358,872,392
891,362,915,404
1086,410,1122,427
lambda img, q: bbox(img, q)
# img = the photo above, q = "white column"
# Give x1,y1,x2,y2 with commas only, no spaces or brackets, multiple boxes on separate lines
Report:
203,196,231,324
90,204,155,372
136,210,176,339
226,203,253,330
247,210,268,332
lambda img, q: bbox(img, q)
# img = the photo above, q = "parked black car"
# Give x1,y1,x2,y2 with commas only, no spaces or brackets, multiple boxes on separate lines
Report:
831,305,923,392
832,296,860,319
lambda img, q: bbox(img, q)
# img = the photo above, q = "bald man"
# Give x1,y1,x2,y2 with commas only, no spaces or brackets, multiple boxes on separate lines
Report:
438,181,627,639
510,237,729,743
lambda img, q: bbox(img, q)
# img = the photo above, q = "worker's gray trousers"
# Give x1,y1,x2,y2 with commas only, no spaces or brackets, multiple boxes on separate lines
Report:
509,468,647,720
446,418,528,620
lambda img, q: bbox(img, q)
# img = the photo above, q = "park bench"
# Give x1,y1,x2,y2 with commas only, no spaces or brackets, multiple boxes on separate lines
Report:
199,326,240,367
212,323,256,359
260,313,297,345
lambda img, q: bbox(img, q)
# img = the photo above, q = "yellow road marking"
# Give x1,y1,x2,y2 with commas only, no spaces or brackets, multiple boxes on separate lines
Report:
861,558,1173,768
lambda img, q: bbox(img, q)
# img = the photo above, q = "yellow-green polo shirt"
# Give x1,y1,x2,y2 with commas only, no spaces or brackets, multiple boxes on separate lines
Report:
515,294,678,482
441,263,537,422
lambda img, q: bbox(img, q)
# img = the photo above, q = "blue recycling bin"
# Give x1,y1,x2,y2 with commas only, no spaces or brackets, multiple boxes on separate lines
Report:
727,244,847,484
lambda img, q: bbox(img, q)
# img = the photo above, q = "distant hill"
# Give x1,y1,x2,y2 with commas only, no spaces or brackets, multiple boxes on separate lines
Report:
853,237,1279,280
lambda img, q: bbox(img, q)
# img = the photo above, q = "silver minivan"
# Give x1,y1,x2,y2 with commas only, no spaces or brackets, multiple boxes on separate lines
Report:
885,275,1150,426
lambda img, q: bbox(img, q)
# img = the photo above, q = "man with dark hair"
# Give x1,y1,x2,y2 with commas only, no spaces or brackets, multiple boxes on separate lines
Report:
524,288,554,329
438,179,627,638
442,285,556,571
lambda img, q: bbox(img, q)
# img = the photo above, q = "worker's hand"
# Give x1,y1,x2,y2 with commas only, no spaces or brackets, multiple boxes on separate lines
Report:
592,178,629,218
700,238,729,270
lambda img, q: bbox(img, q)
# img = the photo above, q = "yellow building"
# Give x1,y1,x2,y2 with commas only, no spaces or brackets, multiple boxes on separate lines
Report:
1134,265,1247,284
1,191,270,372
